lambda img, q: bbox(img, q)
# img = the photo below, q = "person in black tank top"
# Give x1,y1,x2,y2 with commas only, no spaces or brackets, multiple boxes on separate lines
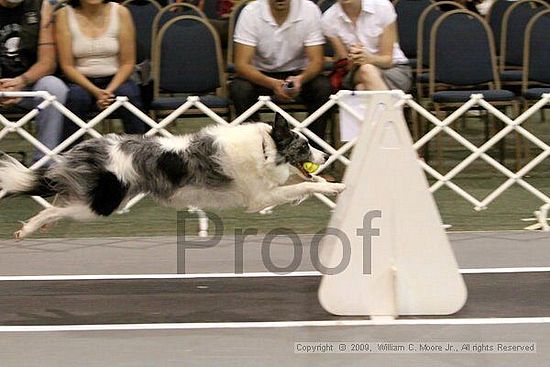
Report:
0,0,68,163
0,3,26,77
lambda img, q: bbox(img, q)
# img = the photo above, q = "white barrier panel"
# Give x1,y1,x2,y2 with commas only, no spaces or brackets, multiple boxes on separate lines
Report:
318,92,467,317
0,90,549,231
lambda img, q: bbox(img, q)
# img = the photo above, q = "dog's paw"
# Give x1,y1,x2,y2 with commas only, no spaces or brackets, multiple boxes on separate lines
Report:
331,183,346,193
13,229,26,241
316,183,346,195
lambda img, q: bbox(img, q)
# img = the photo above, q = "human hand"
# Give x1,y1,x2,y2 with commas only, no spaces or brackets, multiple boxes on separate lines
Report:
0,77,25,106
272,79,293,102
0,76,26,91
283,75,303,97
348,44,374,66
95,89,115,110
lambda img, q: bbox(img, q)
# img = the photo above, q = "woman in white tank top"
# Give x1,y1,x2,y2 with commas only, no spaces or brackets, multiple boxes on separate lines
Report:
55,0,146,138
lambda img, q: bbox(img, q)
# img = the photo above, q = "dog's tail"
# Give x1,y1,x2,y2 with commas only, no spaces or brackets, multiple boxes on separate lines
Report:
0,153,58,198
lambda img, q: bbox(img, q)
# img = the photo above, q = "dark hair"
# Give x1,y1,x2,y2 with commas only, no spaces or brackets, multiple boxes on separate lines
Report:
67,0,110,8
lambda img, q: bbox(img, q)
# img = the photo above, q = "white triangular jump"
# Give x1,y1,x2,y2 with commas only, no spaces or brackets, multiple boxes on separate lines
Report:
318,91,467,317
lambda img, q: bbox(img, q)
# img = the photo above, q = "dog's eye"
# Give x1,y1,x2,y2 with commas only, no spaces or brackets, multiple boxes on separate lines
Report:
298,143,309,153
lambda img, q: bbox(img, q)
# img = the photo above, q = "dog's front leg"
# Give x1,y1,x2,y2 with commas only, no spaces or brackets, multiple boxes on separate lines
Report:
246,182,345,213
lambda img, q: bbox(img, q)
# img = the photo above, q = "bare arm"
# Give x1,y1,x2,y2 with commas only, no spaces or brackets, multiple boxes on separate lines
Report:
234,42,279,90
326,35,349,61
349,22,396,69
105,5,136,95
23,1,57,84
234,42,292,100
0,1,57,102
284,44,324,94
295,44,324,83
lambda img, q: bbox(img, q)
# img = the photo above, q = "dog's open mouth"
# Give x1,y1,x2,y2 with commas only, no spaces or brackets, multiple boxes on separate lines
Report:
296,164,311,179
294,162,313,179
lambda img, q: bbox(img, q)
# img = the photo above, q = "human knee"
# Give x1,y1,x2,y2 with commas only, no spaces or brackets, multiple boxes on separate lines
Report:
229,78,258,115
306,75,332,100
358,64,381,81
230,78,256,99
33,76,69,103
116,81,140,99
114,81,143,108
66,84,93,107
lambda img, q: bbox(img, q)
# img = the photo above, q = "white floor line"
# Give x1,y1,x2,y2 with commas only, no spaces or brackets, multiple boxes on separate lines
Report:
1,317,550,332
0,271,320,281
460,267,550,274
0,267,549,281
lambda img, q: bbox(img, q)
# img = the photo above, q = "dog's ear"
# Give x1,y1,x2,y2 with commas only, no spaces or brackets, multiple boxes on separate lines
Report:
271,114,292,143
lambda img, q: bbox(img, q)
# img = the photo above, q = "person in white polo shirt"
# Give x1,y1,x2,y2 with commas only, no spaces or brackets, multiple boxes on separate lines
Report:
230,0,332,142
321,0,412,92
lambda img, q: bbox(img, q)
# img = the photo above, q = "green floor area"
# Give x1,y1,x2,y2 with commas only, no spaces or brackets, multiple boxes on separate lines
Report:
0,176,548,239
0,112,549,238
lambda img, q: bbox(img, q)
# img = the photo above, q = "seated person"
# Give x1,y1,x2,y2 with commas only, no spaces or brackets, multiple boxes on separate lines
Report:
55,0,146,139
0,0,68,162
229,0,332,143
321,0,412,92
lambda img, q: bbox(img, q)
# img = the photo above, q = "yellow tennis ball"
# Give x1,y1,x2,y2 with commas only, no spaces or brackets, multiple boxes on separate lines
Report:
303,162,320,173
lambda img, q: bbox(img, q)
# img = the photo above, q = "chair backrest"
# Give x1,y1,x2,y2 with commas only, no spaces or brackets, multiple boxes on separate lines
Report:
153,15,226,97
485,0,515,55
429,9,500,93
500,0,550,71
226,0,254,66
151,3,207,61
523,9,550,87
416,1,464,74
202,0,220,19
122,0,162,64
393,0,432,60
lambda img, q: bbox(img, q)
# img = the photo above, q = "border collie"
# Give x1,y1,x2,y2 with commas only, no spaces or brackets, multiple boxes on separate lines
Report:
0,118,345,239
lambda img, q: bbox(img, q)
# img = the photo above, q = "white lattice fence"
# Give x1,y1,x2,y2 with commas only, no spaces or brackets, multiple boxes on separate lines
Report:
0,90,549,231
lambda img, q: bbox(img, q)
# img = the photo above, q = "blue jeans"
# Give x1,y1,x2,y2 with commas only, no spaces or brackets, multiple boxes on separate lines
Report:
17,75,69,162
63,77,147,140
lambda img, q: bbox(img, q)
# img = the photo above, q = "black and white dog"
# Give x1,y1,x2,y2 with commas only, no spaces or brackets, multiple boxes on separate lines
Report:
0,118,345,239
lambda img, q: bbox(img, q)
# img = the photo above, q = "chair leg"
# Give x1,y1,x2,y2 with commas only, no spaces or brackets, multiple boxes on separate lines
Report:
434,104,445,172
514,129,523,170
150,111,158,131
483,111,506,165
100,118,116,134
409,107,420,142
330,112,342,150
460,114,467,130
485,110,506,165
421,109,430,162
487,109,497,142
523,105,531,164
515,102,526,171
416,81,423,100
497,115,506,166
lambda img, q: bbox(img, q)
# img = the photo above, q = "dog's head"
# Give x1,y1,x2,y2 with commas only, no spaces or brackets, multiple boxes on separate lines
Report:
270,115,326,179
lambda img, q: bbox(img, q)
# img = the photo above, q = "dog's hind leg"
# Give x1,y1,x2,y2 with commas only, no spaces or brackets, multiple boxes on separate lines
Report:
40,194,62,233
14,203,97,240
247,182,345,213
